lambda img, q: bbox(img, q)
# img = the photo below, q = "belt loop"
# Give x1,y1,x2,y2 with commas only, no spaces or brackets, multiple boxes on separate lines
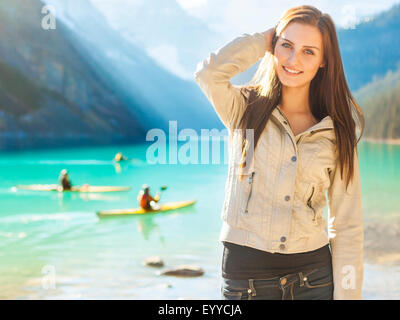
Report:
248,279,257,299
299,272,305,287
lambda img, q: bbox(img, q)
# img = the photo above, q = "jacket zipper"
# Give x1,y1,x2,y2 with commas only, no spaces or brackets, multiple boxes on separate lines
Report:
307,186,316,221
276,107,294,132
244,171,255,214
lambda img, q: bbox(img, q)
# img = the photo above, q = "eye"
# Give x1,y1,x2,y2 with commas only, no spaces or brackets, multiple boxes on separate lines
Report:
282,42,291,48
305,49,314,55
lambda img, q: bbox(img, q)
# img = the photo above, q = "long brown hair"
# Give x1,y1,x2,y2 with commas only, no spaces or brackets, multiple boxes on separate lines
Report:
236,5,365,191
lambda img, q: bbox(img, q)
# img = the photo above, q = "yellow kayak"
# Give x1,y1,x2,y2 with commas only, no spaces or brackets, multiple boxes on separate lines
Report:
15,184,131,193
96,200,197,218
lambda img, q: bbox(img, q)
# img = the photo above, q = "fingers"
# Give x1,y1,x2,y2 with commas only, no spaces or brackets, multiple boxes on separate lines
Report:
262,27,275,53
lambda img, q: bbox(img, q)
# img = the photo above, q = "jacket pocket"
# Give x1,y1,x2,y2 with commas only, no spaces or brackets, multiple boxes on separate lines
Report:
243,171,255,215
303,267,334,289
305,278,333,289
236,170,265,234
221,288,244,300
306,184,317,224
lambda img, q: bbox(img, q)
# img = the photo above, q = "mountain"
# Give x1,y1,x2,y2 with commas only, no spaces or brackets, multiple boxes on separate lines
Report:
0,0,146,150
346,3,400,140
354,65,400,140
338,3,400,92
89,0,224,80
0,0,221,151
44,0,221,132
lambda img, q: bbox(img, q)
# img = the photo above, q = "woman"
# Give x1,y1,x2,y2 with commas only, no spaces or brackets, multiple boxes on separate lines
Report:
194,5,364,300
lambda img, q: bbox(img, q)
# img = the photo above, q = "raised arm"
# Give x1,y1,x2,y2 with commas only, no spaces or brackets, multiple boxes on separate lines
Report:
327,147,364,300
194,31,270,130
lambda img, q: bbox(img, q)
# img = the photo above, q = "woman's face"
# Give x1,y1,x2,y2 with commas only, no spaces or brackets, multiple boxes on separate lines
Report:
274,22,325,88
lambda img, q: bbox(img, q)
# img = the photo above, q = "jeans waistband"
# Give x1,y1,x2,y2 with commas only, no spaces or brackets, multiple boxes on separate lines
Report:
222,265,333,300
246,267,324,292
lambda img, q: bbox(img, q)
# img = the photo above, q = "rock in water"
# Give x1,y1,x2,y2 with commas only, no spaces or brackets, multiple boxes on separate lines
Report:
159,265,204,277
143,256,164,268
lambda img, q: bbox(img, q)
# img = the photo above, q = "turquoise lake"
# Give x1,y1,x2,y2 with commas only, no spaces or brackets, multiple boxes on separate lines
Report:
0,140,399,299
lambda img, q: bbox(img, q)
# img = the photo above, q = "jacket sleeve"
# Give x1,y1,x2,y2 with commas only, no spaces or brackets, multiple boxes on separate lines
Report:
194,32,267,130
327,147,364,300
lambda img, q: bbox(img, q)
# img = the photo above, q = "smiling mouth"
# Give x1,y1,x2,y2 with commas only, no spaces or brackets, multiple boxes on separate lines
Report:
283,66,303,75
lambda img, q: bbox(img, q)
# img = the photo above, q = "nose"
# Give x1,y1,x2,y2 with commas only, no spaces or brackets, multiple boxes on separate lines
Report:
287,49,300,66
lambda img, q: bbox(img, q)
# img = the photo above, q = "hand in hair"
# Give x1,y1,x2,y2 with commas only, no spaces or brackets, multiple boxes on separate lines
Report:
262,27,275,54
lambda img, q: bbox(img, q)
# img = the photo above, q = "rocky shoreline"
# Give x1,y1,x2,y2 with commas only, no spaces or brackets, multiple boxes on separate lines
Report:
364,218,400,266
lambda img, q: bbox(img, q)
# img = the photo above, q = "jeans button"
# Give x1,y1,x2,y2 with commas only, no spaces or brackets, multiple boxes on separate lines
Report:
279,244,286,250
280,236,286,242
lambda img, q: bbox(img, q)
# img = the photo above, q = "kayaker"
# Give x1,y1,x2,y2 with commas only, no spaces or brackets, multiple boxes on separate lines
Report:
137,184,160,210
58,169,72,191
114,152,128,162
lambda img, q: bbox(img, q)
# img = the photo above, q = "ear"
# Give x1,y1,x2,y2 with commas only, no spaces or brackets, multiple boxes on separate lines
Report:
320,63,325,68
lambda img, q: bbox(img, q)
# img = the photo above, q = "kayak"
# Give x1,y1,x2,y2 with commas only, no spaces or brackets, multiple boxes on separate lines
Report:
96,200,197,218
15,184,132,193
15,184,131,193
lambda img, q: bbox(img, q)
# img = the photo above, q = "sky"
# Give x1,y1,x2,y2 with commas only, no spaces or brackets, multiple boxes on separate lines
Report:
91,0,400,32
88,0,400,79
173,0,400,33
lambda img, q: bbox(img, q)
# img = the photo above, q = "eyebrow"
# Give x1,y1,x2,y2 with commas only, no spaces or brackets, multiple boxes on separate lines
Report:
280,37,320,51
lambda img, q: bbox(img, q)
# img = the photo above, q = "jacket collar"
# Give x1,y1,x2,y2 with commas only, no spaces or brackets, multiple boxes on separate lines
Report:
272,105,334,137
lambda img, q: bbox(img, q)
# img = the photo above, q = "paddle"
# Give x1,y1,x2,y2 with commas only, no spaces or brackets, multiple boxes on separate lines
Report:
157,185,167,200
150,185,167,211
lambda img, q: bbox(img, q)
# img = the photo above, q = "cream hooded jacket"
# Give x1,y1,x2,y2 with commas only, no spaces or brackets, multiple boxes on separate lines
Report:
194,32,364,300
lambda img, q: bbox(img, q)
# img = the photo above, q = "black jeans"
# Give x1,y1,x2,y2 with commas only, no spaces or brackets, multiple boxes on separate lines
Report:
221,265,333,300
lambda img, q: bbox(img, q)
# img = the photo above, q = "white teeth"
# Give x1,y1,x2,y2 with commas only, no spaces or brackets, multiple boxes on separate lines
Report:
283,66,301,74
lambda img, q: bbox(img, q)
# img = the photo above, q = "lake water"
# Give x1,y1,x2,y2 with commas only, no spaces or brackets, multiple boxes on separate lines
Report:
0,139,399,299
